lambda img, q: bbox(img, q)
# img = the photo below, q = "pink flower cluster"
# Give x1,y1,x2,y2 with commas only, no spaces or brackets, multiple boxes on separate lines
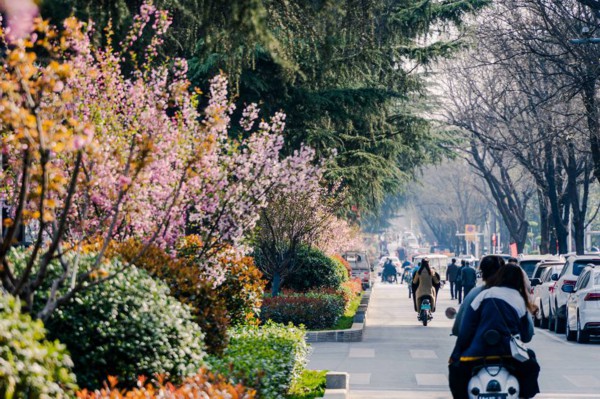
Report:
1,1,356,285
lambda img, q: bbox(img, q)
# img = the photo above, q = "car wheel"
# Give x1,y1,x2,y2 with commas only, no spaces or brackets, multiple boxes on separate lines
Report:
547,302,555,331
540,304,548,329
565,309,576,341
554,302,565,334
577,313,590,344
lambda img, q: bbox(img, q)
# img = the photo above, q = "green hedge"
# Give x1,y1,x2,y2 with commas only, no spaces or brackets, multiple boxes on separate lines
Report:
260,292,346,330
209,322,309,399
0,294,77,399
283,246,348,291
46,262,206,389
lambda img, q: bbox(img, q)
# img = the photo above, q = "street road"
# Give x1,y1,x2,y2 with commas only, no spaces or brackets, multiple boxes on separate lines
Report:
307,280,600,399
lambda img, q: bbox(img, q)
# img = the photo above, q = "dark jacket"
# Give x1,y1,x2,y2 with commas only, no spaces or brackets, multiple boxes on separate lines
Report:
460,266,477,287
455,266,463,285
451,287,532,362
446,263,459,282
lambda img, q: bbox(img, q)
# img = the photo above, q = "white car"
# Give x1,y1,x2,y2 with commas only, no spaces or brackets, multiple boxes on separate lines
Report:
550,255,600,333
565,265,600,343
518,254,563,279
532,263,564,329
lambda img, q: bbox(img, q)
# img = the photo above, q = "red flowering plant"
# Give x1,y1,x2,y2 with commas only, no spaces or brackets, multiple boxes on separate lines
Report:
76,370,256,399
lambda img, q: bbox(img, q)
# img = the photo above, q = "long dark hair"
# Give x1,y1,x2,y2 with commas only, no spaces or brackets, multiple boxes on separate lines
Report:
479,255,505,282
487,263,534,312
418,259,432,275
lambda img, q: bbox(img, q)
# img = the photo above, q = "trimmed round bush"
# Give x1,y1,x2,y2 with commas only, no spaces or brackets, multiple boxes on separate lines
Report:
46,262,206,389
283,246,348,291
260,291,346,329
208,321,309,399
108,239,231,355
0,294,77,399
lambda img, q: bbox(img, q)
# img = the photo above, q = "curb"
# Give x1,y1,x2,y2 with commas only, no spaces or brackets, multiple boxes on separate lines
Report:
321,371,349,399
305,290,371,343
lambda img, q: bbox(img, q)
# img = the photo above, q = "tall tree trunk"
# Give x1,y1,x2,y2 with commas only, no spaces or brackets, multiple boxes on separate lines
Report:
271,271,282,297
544,142,568,254
538,191,550,255
565,142,587,255
582,76,600,185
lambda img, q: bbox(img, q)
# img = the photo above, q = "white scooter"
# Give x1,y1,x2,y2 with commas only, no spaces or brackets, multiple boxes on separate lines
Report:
446,308,520,399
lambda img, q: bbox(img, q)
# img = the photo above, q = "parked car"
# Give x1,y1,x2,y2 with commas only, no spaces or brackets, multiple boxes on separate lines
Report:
549,255,600,333
494,254,514,263
343,251,372,289
564,265,600,343
531,260,565,288
532,263,565,329
518,254,563,279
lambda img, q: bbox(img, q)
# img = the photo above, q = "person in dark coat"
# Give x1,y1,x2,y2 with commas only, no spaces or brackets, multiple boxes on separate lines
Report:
460,262,477,298
455,260,465,304
448,263,540,399
446,258,459,299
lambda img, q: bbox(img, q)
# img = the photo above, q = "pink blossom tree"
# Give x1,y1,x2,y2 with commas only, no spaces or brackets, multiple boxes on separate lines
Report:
253,157,349,296
0,2,324,318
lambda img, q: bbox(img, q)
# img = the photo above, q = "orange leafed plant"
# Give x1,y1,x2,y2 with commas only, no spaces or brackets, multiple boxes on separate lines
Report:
76,369,256,398
331,254,352,278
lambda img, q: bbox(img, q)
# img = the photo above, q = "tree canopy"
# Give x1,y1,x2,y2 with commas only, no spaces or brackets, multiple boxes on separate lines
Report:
41,0,490,224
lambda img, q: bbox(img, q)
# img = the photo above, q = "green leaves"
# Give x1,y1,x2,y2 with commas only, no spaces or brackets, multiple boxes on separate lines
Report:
208,322,309,399
45,263,206,389
0,295,77,399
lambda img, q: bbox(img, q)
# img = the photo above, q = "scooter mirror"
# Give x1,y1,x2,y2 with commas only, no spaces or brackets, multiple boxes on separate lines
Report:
445,307,457,320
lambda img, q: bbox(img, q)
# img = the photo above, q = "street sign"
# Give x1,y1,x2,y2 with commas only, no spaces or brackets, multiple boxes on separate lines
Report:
465,224,477,242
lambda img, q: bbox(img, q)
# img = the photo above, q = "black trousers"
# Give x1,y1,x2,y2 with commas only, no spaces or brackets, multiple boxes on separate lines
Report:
448,351,540,399
463,285,475,298
448,281,456,298
455,284,463,303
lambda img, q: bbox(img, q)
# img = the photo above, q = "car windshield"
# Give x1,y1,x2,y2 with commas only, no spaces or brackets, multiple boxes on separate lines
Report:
573,260,600,276
519,260,540,277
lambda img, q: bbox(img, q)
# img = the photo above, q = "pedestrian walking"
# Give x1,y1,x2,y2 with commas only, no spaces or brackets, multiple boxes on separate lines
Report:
446,258,459,300
460,261,477,298
455,260,465,304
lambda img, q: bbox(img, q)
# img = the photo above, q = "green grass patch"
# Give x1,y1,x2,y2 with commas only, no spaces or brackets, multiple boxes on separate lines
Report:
327,292,363,330
288,369,327,399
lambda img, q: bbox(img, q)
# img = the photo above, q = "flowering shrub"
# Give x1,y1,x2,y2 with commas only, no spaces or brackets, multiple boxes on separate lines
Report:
260,292,346,330
0,2,322,321
45,261,206,389
282,246,348,292
0,294,77,399
76,369,256,399
209,322,309,399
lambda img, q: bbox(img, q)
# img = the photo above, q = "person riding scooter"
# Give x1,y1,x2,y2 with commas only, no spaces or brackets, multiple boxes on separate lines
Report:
381,259,398,283
448,263,540,399
411,259,440,313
